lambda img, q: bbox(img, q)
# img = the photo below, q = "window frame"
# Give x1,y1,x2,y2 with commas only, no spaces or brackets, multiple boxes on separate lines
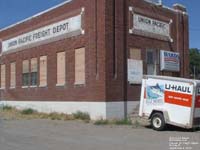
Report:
74,47,86,85
30,58,38,87
10,62,16,89
56,51,66,86
39,55,47,87
22,60,30,88
0,64,6,89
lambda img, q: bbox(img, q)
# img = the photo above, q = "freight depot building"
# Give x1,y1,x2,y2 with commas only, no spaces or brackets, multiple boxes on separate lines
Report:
0,0,189,119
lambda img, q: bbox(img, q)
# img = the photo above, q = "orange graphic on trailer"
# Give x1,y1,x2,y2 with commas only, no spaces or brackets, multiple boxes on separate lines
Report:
164,84,192,107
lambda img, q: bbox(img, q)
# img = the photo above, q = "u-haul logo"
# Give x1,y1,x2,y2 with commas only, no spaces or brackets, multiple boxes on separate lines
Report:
165,84,192,94
164,83,192,107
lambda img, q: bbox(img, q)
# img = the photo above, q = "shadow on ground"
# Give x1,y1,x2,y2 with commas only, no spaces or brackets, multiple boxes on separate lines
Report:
144,124,200,132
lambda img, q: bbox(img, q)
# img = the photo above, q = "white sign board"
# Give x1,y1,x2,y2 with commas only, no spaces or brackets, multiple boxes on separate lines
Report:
160,50,180,72
128,59,143,84
133,13,170,37
2,14,82,52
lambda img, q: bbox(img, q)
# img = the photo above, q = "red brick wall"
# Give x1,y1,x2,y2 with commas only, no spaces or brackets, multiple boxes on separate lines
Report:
0,0,107,102
0,0,189,102
105,0,189,101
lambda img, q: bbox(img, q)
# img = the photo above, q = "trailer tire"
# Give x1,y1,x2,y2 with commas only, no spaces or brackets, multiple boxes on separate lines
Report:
151,113,166,131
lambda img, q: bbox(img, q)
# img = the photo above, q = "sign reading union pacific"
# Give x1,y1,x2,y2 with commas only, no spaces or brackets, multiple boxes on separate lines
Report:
2,14,83,53
133,13,170,37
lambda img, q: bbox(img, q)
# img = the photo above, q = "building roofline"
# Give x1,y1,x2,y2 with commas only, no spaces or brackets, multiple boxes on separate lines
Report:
173,3,186,9
143,0,186,14
0,0,187,33
0,0,73,33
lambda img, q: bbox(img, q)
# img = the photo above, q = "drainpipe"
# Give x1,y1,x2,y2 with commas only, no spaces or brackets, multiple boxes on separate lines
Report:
173,4,187,77
123,0,128,119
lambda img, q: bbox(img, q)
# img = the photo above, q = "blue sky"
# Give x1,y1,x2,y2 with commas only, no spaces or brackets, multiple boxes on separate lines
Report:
0,0,199,49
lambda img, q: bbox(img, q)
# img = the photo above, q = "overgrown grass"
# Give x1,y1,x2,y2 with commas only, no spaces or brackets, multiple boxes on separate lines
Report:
0,106,146,128
47,112,74,121
94,118,132,126
21,108,35,115
72,111,90,121
132,119,140,128
0,106,139,127
94,119,109,125
0,106,91,122
2,105,13,111
114,119,132,125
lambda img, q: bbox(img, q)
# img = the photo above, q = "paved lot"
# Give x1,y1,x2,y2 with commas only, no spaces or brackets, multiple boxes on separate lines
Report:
0,119,199,150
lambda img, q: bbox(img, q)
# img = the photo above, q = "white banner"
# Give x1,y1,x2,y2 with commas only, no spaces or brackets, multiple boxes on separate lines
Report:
160,50,180,72
128,59,143,84
2,14,82,52
133,13,170,37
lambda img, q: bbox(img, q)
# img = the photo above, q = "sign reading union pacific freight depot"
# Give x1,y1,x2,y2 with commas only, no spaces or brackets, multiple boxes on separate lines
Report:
2,14,83,52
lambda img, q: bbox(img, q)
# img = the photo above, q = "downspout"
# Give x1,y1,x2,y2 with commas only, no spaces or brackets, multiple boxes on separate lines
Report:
95,0,98,78
123,0,128,119
113,0,116,77
182,13,185,77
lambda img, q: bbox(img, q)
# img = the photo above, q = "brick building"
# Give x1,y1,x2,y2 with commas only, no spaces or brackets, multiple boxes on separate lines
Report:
0,0,189,119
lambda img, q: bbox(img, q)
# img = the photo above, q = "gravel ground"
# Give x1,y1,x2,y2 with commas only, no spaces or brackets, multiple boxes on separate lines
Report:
0,119,199,150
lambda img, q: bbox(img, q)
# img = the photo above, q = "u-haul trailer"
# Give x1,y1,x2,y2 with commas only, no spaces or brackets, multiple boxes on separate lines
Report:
139,75,200,131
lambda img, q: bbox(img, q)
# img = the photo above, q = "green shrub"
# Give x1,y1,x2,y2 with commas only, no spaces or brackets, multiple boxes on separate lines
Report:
94,119,132,126
48,112,63,120
114,119,132,125
116,119,132,125
21,108,36,115
94,119,109,125
72,111,90,121
2,105,13,111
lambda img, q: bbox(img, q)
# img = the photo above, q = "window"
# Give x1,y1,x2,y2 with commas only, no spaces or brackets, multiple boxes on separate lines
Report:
39,56,47,87
75,48,85,85
10,62,16,88
146,49,158,75
130,48,141,60
147,50,154,64
57,52,66,85
31,58,38,86
1,64,6,89
22,60,29,86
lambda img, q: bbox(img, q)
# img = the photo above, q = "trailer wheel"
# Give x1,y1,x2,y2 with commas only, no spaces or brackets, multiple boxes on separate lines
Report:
151,113,166,131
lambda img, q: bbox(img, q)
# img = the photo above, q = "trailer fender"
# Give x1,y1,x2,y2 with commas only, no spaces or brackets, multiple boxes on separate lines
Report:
149,110,170,123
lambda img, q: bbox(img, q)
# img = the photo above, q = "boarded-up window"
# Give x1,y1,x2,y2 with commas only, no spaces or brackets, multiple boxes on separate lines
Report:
75,48,85,85
57,52,66,85
130,48,141,60
39,56,47,87
10,62,16,88
31,58,38,86
22,60,30,86
1,64,6,89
